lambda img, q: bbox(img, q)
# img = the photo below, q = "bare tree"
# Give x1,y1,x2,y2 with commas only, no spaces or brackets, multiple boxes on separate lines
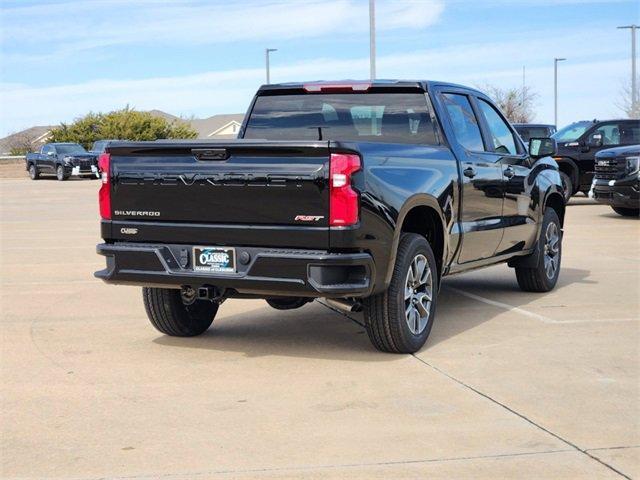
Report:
5,131,41,155
615,78,640,119
479,84,539,123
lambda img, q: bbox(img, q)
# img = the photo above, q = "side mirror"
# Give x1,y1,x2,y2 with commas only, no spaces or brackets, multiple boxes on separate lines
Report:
46,151,55,156
528,137,557,159
587,133,603,148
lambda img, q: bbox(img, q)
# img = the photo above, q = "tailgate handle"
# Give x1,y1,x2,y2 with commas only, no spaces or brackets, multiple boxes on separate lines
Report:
192,148,228,161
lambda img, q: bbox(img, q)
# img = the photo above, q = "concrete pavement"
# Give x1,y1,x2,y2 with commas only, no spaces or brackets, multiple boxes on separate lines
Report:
1,178,638,479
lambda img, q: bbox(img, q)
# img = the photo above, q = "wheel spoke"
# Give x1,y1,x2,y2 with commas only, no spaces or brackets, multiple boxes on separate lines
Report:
415,294,430,317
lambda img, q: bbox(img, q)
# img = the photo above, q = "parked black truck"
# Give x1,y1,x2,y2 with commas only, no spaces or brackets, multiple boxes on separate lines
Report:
513,123,556,143
551,119,640,201
590,145,640,217
26,142,99,180
95,80,565,353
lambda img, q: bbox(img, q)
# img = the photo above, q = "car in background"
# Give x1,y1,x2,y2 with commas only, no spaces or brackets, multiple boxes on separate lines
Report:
90,140,119,156
551,119,640,201
25,142,99,181
590,145,639,217
513,123,556,143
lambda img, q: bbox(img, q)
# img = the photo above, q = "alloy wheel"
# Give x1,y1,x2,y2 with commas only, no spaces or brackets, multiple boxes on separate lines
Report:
543,222,560,279
404,254,433,335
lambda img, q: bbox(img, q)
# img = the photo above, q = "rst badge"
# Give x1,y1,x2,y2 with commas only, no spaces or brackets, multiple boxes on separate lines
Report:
294,215,324,222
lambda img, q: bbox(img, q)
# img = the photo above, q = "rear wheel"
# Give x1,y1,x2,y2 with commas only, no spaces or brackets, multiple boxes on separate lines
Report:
515,208,562,292
56,165,67,181
559,171,573,203
28,164,39,180
142,287,218,336
612,207,639,217
363,233,438,353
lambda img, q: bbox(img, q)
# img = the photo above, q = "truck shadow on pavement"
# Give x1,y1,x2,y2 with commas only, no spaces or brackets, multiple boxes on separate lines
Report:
153,266,593,358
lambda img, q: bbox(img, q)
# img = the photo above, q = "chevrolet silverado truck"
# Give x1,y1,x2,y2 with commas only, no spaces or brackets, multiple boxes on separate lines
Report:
26,142,99,180
95,80,565,353
590,145,640,217
551,119,640,202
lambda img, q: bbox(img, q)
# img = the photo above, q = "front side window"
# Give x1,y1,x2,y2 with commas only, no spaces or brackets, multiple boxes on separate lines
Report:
244,92,438,145
477,99,518,155
594,123,625,146
441,93,484,152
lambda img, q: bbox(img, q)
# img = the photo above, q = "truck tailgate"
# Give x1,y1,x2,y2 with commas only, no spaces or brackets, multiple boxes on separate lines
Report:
106,141,331,248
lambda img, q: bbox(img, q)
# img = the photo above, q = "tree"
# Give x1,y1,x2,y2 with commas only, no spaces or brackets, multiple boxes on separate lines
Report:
615,78,640,119
6,130,43,155
479,84,539,123
50,107,197,148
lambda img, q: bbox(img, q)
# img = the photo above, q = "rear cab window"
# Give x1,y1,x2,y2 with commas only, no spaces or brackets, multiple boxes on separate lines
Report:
243,92,439,145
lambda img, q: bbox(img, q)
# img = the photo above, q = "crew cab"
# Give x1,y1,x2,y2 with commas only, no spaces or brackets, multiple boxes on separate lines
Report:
551,119,640,201
26,142,99,181
95,80,565,353
590,145,639,217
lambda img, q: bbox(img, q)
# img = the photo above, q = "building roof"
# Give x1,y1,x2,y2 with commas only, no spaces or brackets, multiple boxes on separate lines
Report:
0,126,54,154
189,114,245,138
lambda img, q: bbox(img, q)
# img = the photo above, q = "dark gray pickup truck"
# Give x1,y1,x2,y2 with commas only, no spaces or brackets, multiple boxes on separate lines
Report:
95,80,565,353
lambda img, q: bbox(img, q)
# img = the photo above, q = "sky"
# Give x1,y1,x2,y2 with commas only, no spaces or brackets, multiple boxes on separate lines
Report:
0,0,637,137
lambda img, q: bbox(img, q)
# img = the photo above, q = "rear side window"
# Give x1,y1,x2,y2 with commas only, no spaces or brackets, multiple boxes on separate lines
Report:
477,99,518,155
441,93,484,152
244,93,438,145
620,122,640,144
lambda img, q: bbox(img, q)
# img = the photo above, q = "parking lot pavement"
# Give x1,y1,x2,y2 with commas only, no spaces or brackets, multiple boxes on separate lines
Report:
1,178,638,480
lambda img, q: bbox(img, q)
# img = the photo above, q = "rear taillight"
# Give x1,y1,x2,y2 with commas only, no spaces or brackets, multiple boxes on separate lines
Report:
98,153,111,219
329,153,361,226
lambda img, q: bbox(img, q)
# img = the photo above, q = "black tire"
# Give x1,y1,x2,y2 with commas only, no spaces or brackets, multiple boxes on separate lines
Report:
362,233,438,354
142,287,218,337
515,208,562,292
56,165,67,181
266,297,311,310
612,207,639,217
559,171,573,203
28,164,39,180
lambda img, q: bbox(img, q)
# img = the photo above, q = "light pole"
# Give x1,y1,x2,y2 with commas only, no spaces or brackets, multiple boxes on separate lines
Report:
554,57,566,127
618,25,638,114
369,0,376,80
265,48,277,84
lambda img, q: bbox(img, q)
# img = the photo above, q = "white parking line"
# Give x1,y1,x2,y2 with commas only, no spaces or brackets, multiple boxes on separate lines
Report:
446,287,638,324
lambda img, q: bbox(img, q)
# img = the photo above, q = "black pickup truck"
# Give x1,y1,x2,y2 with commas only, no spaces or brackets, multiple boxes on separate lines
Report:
26,142,99,180
95,80,565,353
590,145,639,217
551,119,640,201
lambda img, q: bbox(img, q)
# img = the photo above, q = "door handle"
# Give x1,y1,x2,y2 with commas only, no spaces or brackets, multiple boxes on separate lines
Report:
463,167,476,178
503,166,515,179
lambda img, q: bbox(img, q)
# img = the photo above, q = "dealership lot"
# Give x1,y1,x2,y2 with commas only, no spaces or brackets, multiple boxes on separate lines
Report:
1,178,638,479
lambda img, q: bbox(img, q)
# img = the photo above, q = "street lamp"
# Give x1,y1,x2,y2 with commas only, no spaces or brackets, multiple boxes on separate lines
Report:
554,57,566,127
265,48,278,84
369,0,376,80
618,25,638,115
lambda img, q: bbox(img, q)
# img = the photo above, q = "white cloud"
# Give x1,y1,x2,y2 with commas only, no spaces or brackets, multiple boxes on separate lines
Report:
0,25,629,135
1,0,444,61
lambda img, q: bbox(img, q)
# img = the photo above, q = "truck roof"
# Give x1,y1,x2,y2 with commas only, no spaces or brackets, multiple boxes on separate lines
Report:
257,79,485,96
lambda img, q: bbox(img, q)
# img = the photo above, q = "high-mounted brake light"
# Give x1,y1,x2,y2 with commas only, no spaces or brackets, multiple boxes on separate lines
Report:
329,153,361,226
98,153,111,219
303,82,371,93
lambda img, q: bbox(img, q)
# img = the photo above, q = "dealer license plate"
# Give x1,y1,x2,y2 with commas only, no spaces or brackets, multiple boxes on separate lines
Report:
193,246,236,273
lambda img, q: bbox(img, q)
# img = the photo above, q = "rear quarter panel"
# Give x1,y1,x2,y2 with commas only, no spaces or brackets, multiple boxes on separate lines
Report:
330,141,461,293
